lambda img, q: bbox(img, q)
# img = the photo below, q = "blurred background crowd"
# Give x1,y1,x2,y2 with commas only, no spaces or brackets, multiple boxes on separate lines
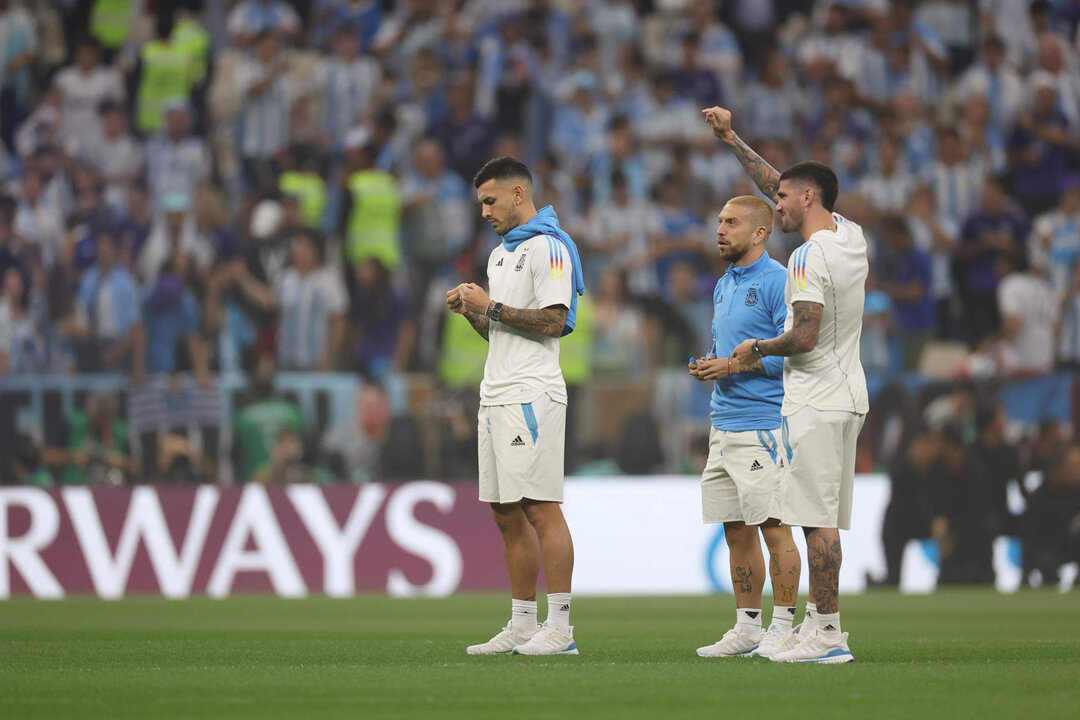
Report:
1,1,1079,584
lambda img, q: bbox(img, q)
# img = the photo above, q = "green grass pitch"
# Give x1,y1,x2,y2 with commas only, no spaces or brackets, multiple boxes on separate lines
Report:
2,590,1078,719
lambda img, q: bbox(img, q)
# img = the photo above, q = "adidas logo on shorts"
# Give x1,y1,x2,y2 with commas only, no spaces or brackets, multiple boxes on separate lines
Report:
750,459,764,472
510,436,526,447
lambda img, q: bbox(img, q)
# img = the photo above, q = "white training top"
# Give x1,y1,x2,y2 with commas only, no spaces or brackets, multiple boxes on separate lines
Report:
480,234,573,407
997,272,1056,374
782,213,870,416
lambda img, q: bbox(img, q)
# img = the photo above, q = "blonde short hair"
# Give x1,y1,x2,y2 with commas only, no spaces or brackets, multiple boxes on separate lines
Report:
725,195,774,238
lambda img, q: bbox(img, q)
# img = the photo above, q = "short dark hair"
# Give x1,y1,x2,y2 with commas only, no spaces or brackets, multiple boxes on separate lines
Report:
779,161,839,212
473,156,532,189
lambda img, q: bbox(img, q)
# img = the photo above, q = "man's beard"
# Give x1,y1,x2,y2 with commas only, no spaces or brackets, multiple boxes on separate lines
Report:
500,206,522,235
722,244,747,264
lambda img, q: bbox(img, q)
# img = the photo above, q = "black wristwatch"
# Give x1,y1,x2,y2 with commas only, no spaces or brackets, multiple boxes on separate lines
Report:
487,301,504,322
751,339,763,358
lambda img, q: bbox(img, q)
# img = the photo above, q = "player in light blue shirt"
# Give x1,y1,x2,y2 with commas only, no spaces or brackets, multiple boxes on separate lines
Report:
689,195,801,659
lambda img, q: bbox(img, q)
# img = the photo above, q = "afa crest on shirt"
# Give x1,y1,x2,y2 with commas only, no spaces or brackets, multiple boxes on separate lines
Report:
745,287,759,307
515,253,528,271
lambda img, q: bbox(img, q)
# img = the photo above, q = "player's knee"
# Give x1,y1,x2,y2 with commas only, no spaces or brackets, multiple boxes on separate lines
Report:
724,522,755,548
521,500,561,531
490,503,528,534
761,523,793,547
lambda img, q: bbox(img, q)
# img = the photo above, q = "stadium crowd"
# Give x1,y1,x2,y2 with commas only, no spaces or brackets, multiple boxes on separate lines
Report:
1,1,1080,581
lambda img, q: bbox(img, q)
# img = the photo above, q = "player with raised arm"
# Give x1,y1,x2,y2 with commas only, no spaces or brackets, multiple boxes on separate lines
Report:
446,157,585,656
703,106,869,664
690,195,802,659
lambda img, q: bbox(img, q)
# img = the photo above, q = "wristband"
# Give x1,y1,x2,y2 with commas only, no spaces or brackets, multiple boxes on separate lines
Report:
751,339,763,358
488,301,504,322
727,357,732,377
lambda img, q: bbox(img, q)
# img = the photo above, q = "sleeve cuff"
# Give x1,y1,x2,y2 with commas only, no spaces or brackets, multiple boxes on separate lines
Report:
762,355,785,378
790,291,825,305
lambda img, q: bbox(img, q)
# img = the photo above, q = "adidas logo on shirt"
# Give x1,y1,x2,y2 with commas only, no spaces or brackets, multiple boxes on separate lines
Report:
495,258,504,267
510,436,526,447
750,459,763,472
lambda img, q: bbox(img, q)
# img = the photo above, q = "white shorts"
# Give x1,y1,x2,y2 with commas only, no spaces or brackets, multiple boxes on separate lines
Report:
780,407,865,531
700,426,785,525
478,394,566,504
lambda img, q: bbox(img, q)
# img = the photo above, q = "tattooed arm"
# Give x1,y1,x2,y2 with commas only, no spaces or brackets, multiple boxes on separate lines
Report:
738,358,768,374
462,312,490,341
453,282,568,339
702,106,781,202
757,301,823,357
689,355,769,380
730,301,823,368
499,305,568,339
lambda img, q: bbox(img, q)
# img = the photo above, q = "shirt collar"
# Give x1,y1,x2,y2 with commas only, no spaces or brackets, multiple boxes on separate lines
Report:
727,250,771,279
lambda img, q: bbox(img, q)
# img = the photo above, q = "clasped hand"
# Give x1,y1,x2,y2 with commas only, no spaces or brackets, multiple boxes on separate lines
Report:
445,283,490,315
688,355,745,381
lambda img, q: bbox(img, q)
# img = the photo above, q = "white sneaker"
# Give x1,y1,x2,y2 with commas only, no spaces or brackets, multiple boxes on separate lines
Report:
749,623,796,658
512,623,578,655
695,625,762,658
466,624,540,655
771,630,854,664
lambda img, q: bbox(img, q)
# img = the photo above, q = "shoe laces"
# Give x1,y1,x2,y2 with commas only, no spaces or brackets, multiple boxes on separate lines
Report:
489,625,515,641
720,627,742,641
760,624,790,644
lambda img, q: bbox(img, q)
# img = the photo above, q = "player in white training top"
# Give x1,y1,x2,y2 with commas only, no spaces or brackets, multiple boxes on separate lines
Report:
704,105,869,664
446,157,585,657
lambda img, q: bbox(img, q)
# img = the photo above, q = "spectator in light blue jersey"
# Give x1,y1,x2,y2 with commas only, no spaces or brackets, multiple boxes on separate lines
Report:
688,195,801,660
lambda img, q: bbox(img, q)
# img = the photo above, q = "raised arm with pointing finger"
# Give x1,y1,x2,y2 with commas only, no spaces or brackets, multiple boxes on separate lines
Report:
701,106,782,202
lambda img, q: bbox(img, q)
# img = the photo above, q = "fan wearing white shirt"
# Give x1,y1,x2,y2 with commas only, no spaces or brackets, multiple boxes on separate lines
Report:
275,229,347,371
995,250,1056,376
319,27,381,150
856,135,916,219
236,32,295,190
708,105,868,665
53,37,125,155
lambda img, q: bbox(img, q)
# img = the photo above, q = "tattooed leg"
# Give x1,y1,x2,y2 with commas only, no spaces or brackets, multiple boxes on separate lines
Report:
762,522,800,607
804,526,842,614
724,522,765,608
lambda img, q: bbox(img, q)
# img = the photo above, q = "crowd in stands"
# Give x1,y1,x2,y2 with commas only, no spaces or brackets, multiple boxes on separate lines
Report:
2,0,1080,570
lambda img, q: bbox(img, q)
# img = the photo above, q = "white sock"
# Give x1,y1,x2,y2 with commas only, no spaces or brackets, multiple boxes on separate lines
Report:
816,611,841,637
511,599,537,633
546,593,571,632
771,606,796,629
736,608,762,633
803,602,817,631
